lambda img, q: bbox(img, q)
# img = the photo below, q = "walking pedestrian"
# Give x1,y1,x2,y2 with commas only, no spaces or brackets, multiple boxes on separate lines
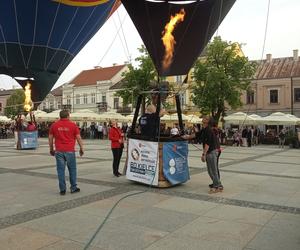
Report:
278,128,286,148
48,110,84,195
109,120,124,177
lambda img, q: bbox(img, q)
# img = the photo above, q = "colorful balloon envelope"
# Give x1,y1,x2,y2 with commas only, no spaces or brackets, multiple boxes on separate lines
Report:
0,0,120,104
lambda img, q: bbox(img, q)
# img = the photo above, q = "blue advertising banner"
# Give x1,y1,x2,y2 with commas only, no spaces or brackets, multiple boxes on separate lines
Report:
163,141,189,185
19,131,38,149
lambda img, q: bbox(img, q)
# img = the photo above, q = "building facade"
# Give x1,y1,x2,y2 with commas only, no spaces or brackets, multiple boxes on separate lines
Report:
38,86,63,112
62,65,128,113
235,50,300,117
0,88,20,115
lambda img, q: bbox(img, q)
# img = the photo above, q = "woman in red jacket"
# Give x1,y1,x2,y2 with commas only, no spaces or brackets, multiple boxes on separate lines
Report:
109,120,124,177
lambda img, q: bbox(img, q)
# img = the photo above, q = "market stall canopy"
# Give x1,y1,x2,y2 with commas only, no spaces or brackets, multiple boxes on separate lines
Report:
70,109,99,121
26,110,47,121
286,114,300,125
0,0,120,104
41,110,61,122
224,112,257,125
121,0,236,76
97,111,128,122
161,113,189,122
0,115,11,123
187,115,202,124
260,112,300,125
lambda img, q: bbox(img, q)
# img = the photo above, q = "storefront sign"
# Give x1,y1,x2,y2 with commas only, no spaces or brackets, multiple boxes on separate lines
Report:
163,141,189,185
126,138,159,186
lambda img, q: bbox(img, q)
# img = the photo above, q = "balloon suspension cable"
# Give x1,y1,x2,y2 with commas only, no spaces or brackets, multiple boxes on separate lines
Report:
241,0,271,128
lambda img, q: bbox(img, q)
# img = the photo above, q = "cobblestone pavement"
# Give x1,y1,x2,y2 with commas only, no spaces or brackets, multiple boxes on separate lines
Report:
0,138,299,250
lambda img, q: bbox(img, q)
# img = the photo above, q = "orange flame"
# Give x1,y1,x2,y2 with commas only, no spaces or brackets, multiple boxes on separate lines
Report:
161,8,186,71
24,82,33,112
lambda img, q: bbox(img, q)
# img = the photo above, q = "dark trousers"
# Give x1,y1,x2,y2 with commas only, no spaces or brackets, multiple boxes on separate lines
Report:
112,147,123,175
217,151,221,178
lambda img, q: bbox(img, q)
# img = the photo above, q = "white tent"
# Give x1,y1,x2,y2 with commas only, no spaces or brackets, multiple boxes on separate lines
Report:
187,115,202,124
286,114,300,125
224,112,257,125
70,109,99,121
41,110,61,121
260,112,299,125
0,115,11,123
26,110,47,121
161,113,189,122
97,111,128,122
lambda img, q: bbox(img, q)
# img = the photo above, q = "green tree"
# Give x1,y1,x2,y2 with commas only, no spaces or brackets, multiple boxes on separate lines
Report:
192,36,257,123
116,45,158,113
4,89,25,118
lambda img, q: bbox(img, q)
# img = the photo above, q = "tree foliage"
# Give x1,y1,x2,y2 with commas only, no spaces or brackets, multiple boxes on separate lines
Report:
116,45,158,112
192,36,257,123
4,89,25,118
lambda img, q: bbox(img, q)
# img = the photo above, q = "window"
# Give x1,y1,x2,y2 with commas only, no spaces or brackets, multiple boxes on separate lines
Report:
43,102,46,110
113,97,119,109
67,95,71,105
83,93,88,104
294,88,300,102
180,93,186,106
176,75,182,83
102,94,106,103
49,101,54,110
76,94,80,104
91,93,96,104
246,90,254,104
57,102,61,109
270,89,278,104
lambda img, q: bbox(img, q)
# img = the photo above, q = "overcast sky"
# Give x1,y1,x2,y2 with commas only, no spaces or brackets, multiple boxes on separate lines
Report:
0,0,299,90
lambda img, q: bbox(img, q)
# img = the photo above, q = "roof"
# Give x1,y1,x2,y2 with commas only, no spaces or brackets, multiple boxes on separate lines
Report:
71,65,126,87
109,80,126,90
50,86,62,96
254,57,300,80
0,89,19,96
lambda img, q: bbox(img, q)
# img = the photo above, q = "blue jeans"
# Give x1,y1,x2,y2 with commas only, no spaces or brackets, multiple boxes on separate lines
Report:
55,152,77,192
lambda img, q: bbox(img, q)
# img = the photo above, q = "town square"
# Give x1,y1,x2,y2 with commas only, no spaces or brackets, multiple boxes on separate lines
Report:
0,0,300,249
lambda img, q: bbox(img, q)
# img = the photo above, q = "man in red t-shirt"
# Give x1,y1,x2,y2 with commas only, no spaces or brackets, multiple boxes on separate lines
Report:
48,110,84,195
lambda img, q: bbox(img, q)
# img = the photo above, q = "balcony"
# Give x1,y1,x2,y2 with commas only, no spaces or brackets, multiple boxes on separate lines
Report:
97,102,107,112
117,106,131,115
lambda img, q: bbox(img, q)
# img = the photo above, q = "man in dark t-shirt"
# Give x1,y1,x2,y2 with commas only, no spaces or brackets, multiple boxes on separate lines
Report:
183,116,223,193
139,104,163,139
139,113,159,138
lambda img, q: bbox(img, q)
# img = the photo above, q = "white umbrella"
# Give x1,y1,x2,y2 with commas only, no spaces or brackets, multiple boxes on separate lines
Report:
0,115,11,123
26,110,47,121
70,109,99,121
286,114,300,125
97,111,128,122
260,112,299,125
187,115,202,124
161,113,189,122
224,112,256,125
41,110,61,121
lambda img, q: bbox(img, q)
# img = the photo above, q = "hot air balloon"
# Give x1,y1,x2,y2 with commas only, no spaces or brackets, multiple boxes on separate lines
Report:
121,0,236,76
0,0,120,106
121,0,236,187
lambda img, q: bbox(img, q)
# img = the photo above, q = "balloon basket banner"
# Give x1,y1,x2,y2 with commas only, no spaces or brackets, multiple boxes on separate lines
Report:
125,138,190,188
16,131,38,150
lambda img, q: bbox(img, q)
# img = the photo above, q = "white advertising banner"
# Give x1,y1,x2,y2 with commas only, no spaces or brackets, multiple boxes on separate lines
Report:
126,138,159,186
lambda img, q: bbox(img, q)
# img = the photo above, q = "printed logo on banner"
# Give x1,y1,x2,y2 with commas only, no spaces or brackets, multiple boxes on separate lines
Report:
163,141,189,185
126,139,159,186
19,131,38,149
